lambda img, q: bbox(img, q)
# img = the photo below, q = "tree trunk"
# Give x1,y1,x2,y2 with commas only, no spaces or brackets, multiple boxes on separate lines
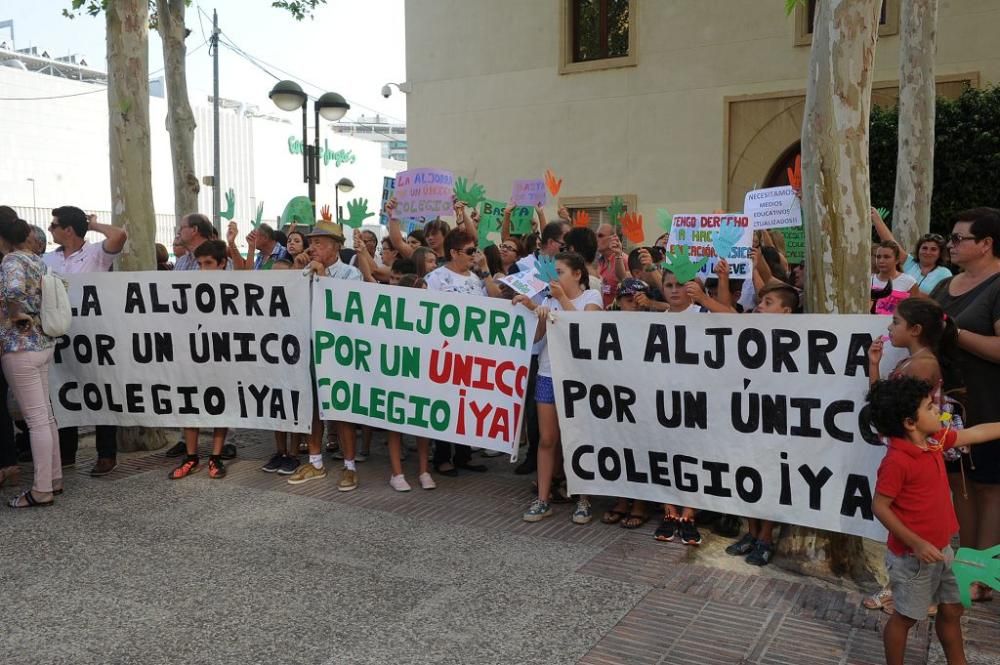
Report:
107,0,166,451
781,0,882,584
157,0,200,225
107,0,156,271
892,0,937,251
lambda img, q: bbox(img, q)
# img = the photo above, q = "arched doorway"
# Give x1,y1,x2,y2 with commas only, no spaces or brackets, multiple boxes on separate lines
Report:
764,141,800,189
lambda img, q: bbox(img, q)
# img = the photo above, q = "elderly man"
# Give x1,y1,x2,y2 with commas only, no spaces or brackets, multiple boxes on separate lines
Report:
43,206,127,476
251,223,290,270
173,213,213,271
284,220,364,491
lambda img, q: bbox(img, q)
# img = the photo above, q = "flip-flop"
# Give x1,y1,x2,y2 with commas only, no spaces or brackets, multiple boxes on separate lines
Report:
601,509,628,525
622,511,649,529
8,490,54,509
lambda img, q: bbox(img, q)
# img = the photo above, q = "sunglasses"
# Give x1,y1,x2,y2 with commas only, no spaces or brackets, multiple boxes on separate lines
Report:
948,233,979,244
458,247,478,256
920,233,945,243
500,244,517,252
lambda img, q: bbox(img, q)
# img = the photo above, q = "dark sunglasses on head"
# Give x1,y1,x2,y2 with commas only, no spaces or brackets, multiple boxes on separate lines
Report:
919,233,944,243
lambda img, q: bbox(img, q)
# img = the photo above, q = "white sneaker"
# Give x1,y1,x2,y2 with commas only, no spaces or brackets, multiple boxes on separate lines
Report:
572,498,593,524
418,472,436,490
389,474,411,492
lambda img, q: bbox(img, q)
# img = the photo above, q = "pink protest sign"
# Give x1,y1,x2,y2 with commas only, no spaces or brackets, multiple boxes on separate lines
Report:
511,179,547,207
395,168,455,218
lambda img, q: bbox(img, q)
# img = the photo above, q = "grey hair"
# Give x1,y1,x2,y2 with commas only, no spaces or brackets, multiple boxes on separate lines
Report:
30,225,48,252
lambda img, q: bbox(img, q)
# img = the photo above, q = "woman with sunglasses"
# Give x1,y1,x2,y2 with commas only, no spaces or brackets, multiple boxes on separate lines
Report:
872,208,953,294
930,207,1000,602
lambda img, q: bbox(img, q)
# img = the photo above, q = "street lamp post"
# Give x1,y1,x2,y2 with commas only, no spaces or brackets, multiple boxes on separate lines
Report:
334,177,354,224
268,80,350,220
26,177,36,209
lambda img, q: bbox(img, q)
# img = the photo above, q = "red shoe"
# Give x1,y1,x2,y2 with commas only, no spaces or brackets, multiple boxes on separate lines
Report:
169,456,200,480
208,456,226,479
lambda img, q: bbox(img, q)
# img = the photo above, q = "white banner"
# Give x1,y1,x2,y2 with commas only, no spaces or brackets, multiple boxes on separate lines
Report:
50,272,313,433
311,279,538,453
744,186,803,229
548,312,898,540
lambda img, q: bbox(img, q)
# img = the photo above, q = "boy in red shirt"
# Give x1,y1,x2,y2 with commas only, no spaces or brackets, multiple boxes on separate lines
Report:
867,377,1000,665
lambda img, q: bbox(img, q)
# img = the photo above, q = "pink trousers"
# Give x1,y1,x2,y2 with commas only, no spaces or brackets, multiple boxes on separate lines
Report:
2,349,61,492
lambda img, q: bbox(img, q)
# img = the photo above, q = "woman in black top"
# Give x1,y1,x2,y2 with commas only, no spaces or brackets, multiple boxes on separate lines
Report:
931,207,1000,602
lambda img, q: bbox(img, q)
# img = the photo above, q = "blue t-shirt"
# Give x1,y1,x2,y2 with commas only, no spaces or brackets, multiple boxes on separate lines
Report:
903,256,952,295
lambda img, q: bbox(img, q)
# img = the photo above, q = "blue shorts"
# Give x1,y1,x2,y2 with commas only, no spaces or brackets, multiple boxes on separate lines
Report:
535,375,555,404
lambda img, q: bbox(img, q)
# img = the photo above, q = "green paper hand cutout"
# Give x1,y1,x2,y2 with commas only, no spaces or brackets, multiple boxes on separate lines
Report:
478,212,500,250
876,207,892,221
953,545,1000,607
341,198,375,229
280,196,315,228
454,177,487,209
712,221,743,261
536,254,559,283
252,202,264,229
221,188,236,221
661,245,708,284
608,196,625,228
656,209,672,235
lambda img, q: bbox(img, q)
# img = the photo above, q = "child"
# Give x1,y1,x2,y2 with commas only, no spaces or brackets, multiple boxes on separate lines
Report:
864,297,961,614
866,377,1000,665
724,281,799,565
170,240,231,480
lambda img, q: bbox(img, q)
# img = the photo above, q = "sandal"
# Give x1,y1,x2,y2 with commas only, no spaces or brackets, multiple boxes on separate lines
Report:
971,583,994,603
862,588,895,615
8,489,54,509
601,509,628,525
622,509,649,530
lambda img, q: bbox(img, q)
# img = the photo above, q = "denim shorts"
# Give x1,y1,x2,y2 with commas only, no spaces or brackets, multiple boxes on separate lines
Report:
886,545,961,619
534,375,555,404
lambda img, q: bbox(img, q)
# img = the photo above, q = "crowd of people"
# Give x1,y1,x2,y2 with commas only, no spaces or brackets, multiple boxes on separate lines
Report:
1,199,999,660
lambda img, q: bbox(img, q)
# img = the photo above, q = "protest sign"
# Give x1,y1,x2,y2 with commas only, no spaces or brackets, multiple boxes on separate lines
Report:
378,176,396,225
49,272,313,433
394,168,455,218
547,312,901,540
480,198,534,237
498,268,548,299
778,226,805,264
666,214,753,278
512,179,547,207
744,186,803,230
312,280,538,453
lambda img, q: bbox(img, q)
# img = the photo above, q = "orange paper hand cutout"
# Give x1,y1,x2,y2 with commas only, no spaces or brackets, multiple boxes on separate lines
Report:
787,154,802,191
622,211,644,243
544,169,563,197
320,204,332,222
572,210,590,228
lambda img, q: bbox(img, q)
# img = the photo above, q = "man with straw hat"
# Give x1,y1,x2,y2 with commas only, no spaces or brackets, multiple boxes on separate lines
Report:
286,220,365,491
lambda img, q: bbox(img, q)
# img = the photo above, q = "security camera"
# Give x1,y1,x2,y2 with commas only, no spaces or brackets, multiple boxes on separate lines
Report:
381,84,392,98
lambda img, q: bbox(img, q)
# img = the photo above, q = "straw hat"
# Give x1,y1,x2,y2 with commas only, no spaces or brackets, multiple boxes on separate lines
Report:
307,220,346,243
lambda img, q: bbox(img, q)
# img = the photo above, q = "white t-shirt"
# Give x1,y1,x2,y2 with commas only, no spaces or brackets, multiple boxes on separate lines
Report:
43,241,117,274
871,272,917,315
537,289,604,377
425,266,487,296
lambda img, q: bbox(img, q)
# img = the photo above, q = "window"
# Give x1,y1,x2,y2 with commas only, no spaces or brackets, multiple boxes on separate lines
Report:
560,194,640,249
572,0,629,62
560,0,637,74
794,0,898,46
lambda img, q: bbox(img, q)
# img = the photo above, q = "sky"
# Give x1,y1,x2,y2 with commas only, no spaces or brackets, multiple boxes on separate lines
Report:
0,0,407,123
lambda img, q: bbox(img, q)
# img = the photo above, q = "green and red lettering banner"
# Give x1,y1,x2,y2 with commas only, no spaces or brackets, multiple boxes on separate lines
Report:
311,279,538,454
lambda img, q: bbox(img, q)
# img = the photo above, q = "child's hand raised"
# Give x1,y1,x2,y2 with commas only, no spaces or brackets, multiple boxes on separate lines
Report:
868,336,886,367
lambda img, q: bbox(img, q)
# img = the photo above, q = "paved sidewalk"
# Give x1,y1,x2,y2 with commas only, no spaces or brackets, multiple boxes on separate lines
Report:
3,429,997,665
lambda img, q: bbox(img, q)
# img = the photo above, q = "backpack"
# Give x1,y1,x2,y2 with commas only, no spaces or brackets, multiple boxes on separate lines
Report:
40,268,72,337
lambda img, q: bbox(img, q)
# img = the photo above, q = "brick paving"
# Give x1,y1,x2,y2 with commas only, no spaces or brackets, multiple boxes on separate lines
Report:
45,429,1000,664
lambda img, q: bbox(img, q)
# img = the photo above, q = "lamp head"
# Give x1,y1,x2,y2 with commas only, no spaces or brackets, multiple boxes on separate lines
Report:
269,80,307,112
316,92,350,121
336,177,355,193
381,84,392,98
